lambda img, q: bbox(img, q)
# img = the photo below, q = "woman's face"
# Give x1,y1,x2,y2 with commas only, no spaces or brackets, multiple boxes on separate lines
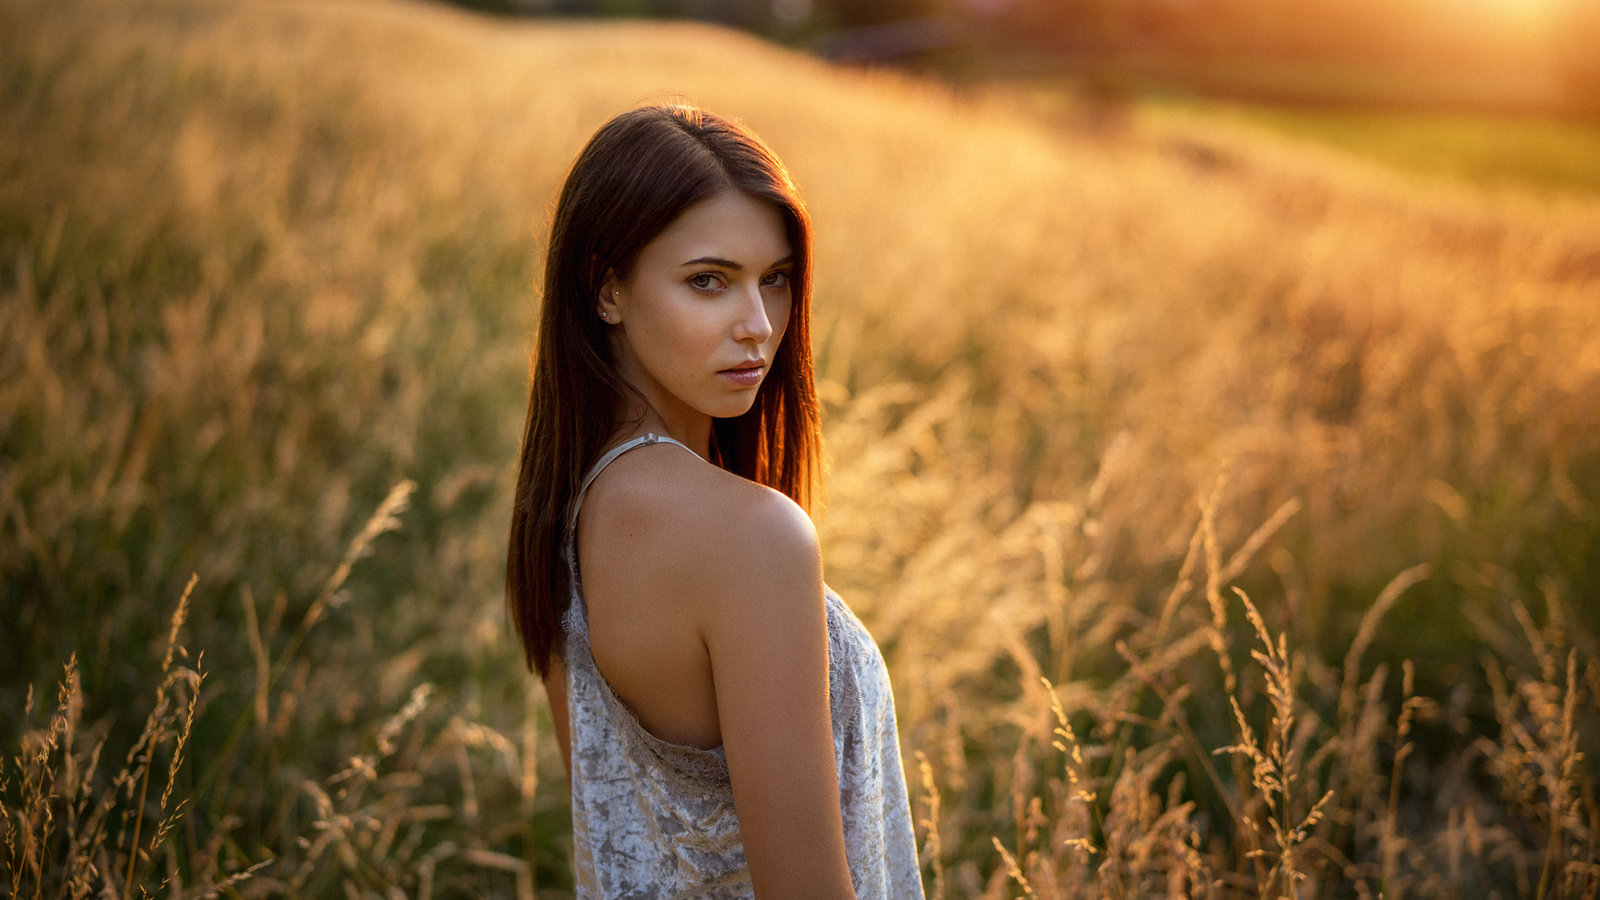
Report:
601,190,794,435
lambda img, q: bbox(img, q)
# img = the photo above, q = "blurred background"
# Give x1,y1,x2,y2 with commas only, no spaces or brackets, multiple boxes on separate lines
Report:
451,0,1600,116
3,0,1597,896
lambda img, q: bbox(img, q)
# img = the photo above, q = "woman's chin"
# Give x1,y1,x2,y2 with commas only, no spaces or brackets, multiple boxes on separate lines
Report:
707,397,761,420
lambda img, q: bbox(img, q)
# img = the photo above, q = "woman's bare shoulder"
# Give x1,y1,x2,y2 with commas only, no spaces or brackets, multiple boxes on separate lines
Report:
584,445,820,603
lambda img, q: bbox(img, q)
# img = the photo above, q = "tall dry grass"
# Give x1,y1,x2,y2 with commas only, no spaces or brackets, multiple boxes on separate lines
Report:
3,0,1599,895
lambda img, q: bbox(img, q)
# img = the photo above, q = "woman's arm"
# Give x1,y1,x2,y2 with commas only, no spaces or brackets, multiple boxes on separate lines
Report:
697,490,857,900
541,656,572,786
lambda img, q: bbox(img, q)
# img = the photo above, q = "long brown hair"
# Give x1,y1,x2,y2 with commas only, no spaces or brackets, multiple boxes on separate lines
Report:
506,104,821,679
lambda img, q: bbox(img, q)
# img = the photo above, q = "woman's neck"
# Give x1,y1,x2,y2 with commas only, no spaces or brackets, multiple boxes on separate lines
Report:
612,401,713,461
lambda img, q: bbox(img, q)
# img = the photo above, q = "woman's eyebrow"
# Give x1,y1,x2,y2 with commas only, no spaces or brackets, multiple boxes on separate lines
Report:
678,254,795,270
679,256,741,269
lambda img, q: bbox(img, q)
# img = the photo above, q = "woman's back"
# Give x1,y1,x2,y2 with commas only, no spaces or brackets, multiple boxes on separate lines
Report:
561,434,923,899
577,435,806,750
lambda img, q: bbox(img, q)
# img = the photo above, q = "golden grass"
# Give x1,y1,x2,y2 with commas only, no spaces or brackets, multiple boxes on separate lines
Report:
3,0,1599,895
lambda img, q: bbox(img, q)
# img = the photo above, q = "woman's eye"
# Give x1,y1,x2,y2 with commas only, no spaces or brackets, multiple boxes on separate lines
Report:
763,271,791,289
689,273,723,292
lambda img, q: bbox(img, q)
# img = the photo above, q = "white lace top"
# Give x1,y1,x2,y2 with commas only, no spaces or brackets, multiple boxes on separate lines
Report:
561,433,924,899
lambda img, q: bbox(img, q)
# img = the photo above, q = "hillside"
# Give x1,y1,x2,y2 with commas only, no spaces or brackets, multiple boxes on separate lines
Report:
3,0,1599,895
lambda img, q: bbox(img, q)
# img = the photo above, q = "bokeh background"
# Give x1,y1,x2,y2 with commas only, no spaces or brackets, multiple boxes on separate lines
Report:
3,0,1598,896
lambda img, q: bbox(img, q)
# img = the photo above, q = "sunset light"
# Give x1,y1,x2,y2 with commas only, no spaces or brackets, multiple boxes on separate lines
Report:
6,0,1600,895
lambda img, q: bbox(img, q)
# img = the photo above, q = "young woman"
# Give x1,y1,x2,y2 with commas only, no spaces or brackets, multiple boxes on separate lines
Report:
505,105,923,898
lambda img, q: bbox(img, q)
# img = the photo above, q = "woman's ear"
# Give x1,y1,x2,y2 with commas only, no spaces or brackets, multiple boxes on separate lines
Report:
596,275,622,325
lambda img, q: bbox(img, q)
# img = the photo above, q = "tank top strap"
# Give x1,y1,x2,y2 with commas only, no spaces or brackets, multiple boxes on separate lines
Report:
562,431,700,638
568,432,701,532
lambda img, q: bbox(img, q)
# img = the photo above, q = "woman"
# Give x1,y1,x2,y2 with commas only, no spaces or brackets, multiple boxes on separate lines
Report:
505,105,923,899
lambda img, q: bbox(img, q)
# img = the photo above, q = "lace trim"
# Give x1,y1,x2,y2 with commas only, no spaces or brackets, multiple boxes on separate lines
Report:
824,589,867,737
562,538,587,637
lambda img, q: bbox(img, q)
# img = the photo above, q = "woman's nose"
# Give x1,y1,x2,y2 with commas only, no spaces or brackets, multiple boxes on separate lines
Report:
732,284,773,343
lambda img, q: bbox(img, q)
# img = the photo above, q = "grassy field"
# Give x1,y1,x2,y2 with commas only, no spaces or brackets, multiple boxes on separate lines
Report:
1140,101,1600,197
963,73,1600,196
3,0,1599,896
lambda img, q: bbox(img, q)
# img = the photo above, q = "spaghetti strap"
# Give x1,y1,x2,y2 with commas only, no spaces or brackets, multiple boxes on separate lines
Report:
568,432,699,532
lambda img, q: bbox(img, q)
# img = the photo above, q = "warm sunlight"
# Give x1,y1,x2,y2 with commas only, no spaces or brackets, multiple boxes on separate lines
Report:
7,0,1600,894
1471,0,1564,27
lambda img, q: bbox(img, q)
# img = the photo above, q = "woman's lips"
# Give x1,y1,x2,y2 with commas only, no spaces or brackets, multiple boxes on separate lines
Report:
719,364,764,387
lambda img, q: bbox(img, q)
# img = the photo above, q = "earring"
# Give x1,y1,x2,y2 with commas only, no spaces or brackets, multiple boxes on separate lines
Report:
600,311,609,321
